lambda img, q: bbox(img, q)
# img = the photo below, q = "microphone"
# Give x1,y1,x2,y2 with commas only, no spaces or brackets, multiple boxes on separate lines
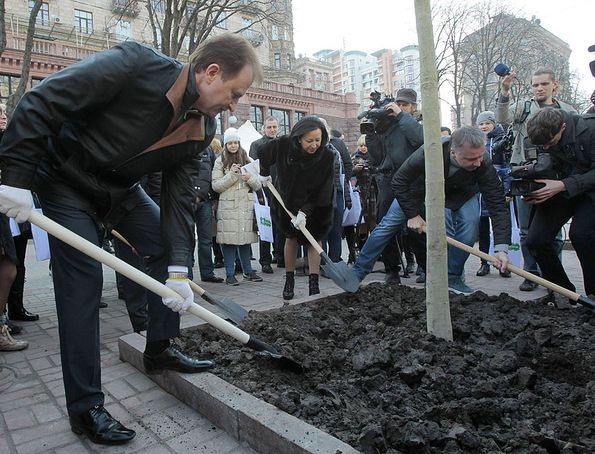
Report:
494,63,511,77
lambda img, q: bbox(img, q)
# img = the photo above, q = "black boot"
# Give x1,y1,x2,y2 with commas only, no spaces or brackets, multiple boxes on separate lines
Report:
8,291,39,322
476,262,490,276
283,272,295,300
309,273,320,296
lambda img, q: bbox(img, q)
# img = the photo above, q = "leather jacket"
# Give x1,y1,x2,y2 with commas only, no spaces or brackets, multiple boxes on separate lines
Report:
0,42,216,265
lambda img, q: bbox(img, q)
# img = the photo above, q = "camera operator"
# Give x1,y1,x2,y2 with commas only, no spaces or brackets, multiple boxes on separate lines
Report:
496,67,577,291
524,107,595,300
364,88,424,284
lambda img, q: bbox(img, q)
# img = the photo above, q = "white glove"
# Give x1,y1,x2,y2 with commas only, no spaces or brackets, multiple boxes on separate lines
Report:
258,175,272,185
162,278,194,313
291,210,307,229
0,185,34,223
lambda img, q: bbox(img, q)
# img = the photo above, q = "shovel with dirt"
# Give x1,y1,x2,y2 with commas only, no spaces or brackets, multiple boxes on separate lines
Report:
28,210,304,373
265,182,360,293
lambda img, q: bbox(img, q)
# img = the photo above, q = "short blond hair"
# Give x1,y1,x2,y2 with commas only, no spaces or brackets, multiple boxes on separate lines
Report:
210,137,222,154
357,135,367,147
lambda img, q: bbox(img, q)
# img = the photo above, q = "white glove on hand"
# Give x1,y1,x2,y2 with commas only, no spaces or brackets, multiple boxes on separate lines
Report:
162,278,194,313
0,185,34,223
291,210,307,229
258,175,272,185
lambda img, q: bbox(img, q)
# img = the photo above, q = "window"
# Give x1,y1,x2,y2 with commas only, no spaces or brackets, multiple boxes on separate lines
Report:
283,28,289,40
270,108,290,135
115,19,132,39
274,53,281,69
250,106,264,131
215,114,222,135
271,25,278,40
216,11,227,29
294,111,306,124
0,74,21,102
29,1,49,26
74,9,93,34
286,53,292,70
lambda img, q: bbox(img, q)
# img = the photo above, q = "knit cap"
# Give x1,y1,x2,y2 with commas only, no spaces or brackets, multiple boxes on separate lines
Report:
476,111,496,125
223,127,241,145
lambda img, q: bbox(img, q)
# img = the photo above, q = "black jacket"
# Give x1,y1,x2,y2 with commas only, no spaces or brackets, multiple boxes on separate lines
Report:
551,111,595,202
329,137,353,179
259,131,334,240
366,111,424,176
392,140,511,247
0,42,216,265
193,146,217,202
249,135,277,183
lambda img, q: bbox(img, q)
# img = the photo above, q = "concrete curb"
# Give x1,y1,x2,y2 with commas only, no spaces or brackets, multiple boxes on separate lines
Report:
118,330,359,454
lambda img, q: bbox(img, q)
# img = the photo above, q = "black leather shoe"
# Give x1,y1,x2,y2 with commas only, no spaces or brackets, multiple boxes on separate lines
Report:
476,263,490,276
519,278,538,291
202,276,224,283
143,346,214,375
70,405,135,445
385,271,401,285
99,301,108,308
261,264,274,274
6,319,22,335
8,308,39,322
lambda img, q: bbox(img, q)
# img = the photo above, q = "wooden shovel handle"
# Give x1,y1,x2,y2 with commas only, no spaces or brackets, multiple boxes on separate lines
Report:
445,235,581,302
28,210,248,342
265,182,324,254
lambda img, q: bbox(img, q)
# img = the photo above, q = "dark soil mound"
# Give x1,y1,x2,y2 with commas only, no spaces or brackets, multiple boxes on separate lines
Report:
179,283,595,453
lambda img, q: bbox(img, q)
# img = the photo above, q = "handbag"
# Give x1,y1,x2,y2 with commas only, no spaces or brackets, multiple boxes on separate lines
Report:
253,190,274,243
342,178,362,227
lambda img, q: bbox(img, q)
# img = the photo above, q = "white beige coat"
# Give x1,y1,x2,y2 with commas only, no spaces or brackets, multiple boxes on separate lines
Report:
212,157,261,245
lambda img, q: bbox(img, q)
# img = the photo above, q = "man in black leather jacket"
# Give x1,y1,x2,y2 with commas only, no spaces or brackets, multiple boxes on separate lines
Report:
365,88,424,283
0,34,262,445
524,108,595,299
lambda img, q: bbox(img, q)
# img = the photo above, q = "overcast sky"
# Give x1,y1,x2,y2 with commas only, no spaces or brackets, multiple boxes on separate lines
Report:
292,0,594,102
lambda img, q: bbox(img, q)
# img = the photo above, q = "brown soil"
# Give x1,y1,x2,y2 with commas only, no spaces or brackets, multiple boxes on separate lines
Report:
179,283,595,453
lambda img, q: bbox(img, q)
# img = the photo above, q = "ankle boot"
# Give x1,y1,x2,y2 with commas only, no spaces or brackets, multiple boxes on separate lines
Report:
283,272,295,300
309,273,320,296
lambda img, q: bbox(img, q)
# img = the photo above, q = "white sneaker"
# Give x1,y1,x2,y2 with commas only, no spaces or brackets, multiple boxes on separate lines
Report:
0,324,28,351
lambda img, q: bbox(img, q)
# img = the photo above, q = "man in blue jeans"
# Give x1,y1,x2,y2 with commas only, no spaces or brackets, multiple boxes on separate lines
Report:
352,126,511,294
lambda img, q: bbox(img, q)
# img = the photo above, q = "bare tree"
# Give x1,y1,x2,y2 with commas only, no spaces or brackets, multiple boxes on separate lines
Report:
0,0,6,57
6,0,42,114
415,0,452,341
142,0,287,58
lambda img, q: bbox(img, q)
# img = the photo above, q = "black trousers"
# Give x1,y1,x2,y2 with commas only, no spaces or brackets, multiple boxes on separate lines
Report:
41,191,178,416
526,194,595,295
478,216,491,264
7,231,29,312
376,176,401,273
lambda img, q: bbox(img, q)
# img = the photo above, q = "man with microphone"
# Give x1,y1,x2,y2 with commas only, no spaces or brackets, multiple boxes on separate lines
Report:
495,67,576,292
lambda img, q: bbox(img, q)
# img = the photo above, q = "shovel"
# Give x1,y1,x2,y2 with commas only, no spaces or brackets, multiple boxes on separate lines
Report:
110,230,248,324
28,210,304,373
445,235,595,310
266,182,360,293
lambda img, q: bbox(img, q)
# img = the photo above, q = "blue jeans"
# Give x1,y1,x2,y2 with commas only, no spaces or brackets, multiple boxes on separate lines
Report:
194,200,216,279
221,244,253,277
352,199,408,280
445,194,480,277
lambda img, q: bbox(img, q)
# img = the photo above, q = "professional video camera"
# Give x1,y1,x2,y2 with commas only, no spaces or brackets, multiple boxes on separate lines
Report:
358,90,395,135
507,151,562,197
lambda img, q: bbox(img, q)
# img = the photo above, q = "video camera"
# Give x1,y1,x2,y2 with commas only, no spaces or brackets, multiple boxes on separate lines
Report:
507,151,562,197
358,90,395,135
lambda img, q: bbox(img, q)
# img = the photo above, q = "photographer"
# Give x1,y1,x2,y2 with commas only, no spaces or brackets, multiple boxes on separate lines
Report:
364,88,424,284
496,67,576,291
524,107,595,300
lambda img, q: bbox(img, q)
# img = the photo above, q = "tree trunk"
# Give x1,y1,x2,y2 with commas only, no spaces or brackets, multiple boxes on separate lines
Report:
414,0,452,341
6,0,42,114
0,0,6,58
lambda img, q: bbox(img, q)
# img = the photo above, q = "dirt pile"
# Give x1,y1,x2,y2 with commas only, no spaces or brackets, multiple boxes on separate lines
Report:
180,283,594,453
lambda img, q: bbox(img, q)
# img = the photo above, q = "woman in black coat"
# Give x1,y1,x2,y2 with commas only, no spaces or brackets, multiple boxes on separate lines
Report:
258,116,334,300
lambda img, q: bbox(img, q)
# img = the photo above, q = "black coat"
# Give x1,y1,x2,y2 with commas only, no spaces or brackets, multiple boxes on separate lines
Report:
0,42,216,265
392,139,511,247
258,120,334,241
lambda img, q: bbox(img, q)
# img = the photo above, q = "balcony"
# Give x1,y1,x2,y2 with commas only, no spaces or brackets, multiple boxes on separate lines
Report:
241,29,264,47
112,0,141,18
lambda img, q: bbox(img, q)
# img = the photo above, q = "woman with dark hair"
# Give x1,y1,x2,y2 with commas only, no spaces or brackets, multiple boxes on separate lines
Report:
258,116,334,300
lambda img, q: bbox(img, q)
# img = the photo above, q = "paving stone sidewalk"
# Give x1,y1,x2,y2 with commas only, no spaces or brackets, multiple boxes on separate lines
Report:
0,240,585,453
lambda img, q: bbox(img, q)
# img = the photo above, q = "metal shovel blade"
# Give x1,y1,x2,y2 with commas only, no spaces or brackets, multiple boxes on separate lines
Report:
200,291,249,324
246,336,304,374
320,251,360,293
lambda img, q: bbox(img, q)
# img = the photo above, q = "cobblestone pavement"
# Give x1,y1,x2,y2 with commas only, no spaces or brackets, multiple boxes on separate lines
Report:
0,240,585,453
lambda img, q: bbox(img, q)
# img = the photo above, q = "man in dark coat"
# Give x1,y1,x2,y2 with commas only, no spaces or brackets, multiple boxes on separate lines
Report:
351,126,511,295
0,34,262,445
249,116,281,272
